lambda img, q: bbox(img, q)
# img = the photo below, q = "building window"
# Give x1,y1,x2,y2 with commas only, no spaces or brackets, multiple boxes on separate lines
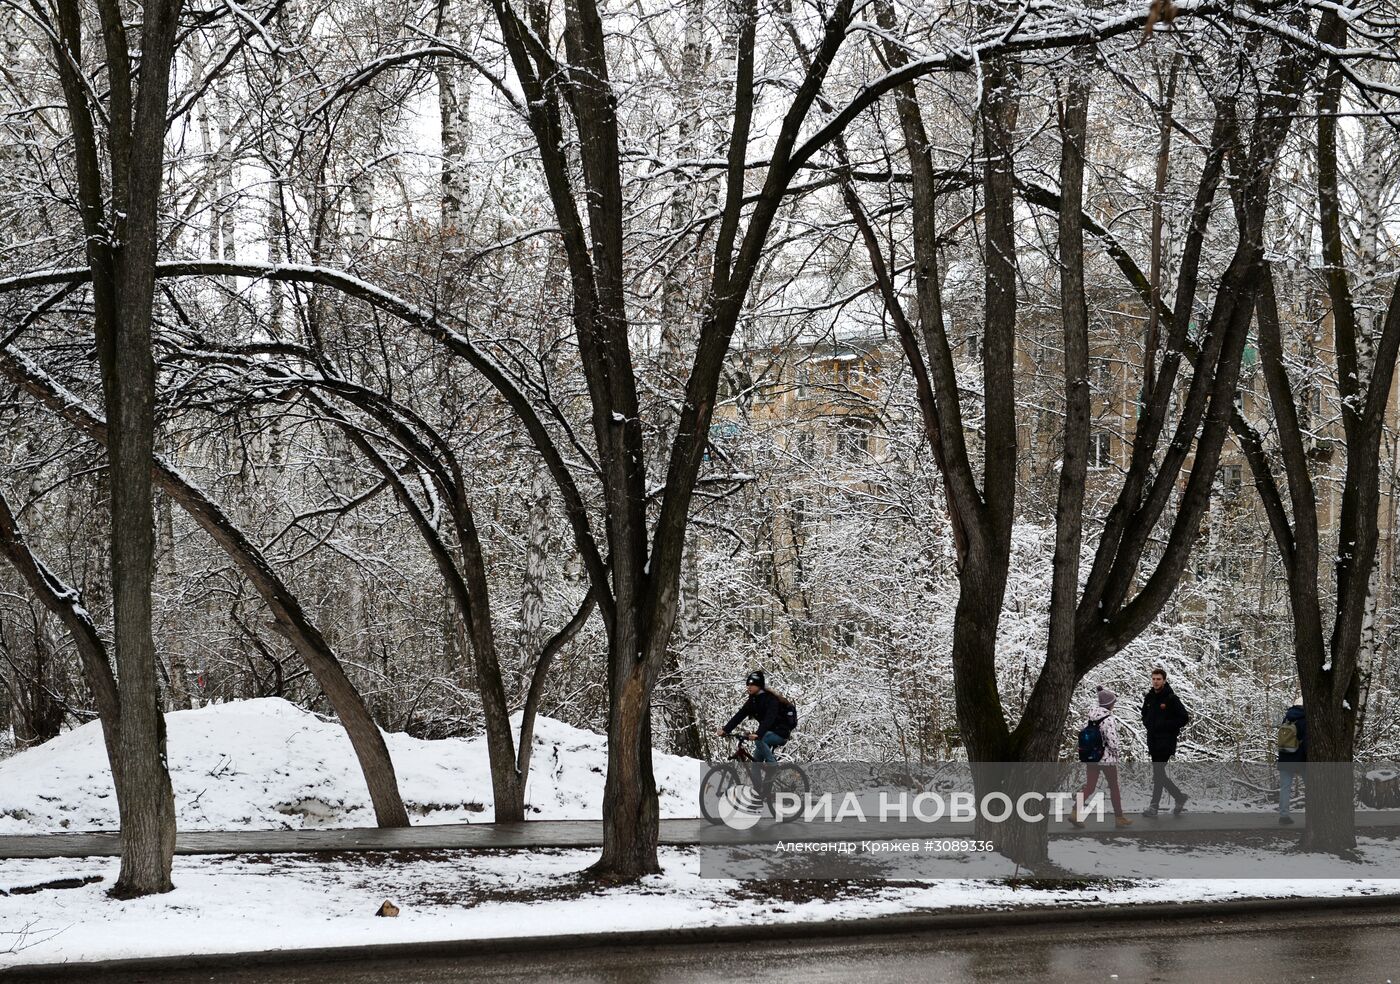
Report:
796,430,815,460
788,496,809,530
1221,463,1243,495
831,359,861,386
1089,432,1112,470
721,367,754,408
795,367,811,400
1090,358,1112,393
837,417,875,459
966,332,982,361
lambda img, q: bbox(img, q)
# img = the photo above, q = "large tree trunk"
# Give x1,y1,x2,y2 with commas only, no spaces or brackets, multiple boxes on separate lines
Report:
1298,695,1356,854
100,227,177,898
1257,11,1400,856
457,508,526,822
49,0,189,898
955,576,1044,865
590,665,661,880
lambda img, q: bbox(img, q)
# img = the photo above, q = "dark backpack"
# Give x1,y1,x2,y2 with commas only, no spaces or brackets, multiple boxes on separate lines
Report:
782,696,798,731
1078,719,1105,763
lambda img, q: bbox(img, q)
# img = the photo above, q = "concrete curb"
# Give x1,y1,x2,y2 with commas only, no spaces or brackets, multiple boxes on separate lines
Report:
4,891,1400,980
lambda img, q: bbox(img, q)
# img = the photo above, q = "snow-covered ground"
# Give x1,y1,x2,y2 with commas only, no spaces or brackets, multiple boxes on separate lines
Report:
0,699,702,833
3,698,1400,970
3,845,1400,968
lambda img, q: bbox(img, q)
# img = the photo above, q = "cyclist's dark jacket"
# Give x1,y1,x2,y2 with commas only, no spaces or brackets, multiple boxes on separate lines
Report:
723,690,792,740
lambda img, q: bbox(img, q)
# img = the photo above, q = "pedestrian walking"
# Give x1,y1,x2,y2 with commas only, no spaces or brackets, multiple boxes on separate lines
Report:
1141,666,1191,816
1277,698,1307,825
1072,686,1133,828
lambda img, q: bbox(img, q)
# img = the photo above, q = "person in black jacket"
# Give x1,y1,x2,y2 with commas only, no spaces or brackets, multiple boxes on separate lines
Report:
1141,667,1191,816
1277,699,1307,825
716,670,792,764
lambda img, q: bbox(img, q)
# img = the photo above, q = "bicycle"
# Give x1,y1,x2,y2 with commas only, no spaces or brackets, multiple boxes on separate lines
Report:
699,732,810,825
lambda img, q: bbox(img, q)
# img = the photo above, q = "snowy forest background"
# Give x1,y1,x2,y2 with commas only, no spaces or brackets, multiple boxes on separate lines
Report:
2,0,1400,834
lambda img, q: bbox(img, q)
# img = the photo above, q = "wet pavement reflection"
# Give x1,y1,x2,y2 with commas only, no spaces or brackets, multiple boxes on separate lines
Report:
19,905,1400,984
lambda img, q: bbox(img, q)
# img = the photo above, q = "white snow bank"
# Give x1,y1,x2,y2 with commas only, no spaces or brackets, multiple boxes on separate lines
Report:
2,847,1399,968
0,698,702,833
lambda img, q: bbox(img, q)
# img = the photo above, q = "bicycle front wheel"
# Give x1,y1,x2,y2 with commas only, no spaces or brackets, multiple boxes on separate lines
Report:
699,763,741,825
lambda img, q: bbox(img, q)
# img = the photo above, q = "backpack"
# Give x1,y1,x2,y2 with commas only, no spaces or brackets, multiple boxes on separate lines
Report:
1078,719,1105,763
1278,718,1300,753
782,696,798,732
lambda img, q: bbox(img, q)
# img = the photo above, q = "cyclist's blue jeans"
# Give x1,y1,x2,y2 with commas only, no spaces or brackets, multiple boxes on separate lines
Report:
753,732,786,764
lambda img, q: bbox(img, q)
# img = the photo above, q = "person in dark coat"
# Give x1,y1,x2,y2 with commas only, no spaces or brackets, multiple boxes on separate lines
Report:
1141,666,1191,816
1277,699,1307,825
716,670,793,764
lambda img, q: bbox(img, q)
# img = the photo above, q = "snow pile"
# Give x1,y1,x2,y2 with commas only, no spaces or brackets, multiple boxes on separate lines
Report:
4,847,1400,969
0,698,702,833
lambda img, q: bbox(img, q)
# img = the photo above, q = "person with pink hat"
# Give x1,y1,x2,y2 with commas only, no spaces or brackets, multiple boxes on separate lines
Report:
1071,686,1133,828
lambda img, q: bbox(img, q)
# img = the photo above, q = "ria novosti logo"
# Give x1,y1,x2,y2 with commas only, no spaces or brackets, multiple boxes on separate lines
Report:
717,789,1107,829
714,784,768,830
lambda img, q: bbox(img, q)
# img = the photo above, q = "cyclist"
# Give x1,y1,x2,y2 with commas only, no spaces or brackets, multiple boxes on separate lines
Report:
715,669,794,764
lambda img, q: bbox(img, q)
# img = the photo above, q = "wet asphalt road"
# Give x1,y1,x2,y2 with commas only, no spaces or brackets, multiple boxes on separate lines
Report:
26,905,1400,984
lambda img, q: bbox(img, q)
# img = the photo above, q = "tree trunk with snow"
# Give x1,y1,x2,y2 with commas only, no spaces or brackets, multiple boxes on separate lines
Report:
45,0,190,897
1233,15,1400,855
